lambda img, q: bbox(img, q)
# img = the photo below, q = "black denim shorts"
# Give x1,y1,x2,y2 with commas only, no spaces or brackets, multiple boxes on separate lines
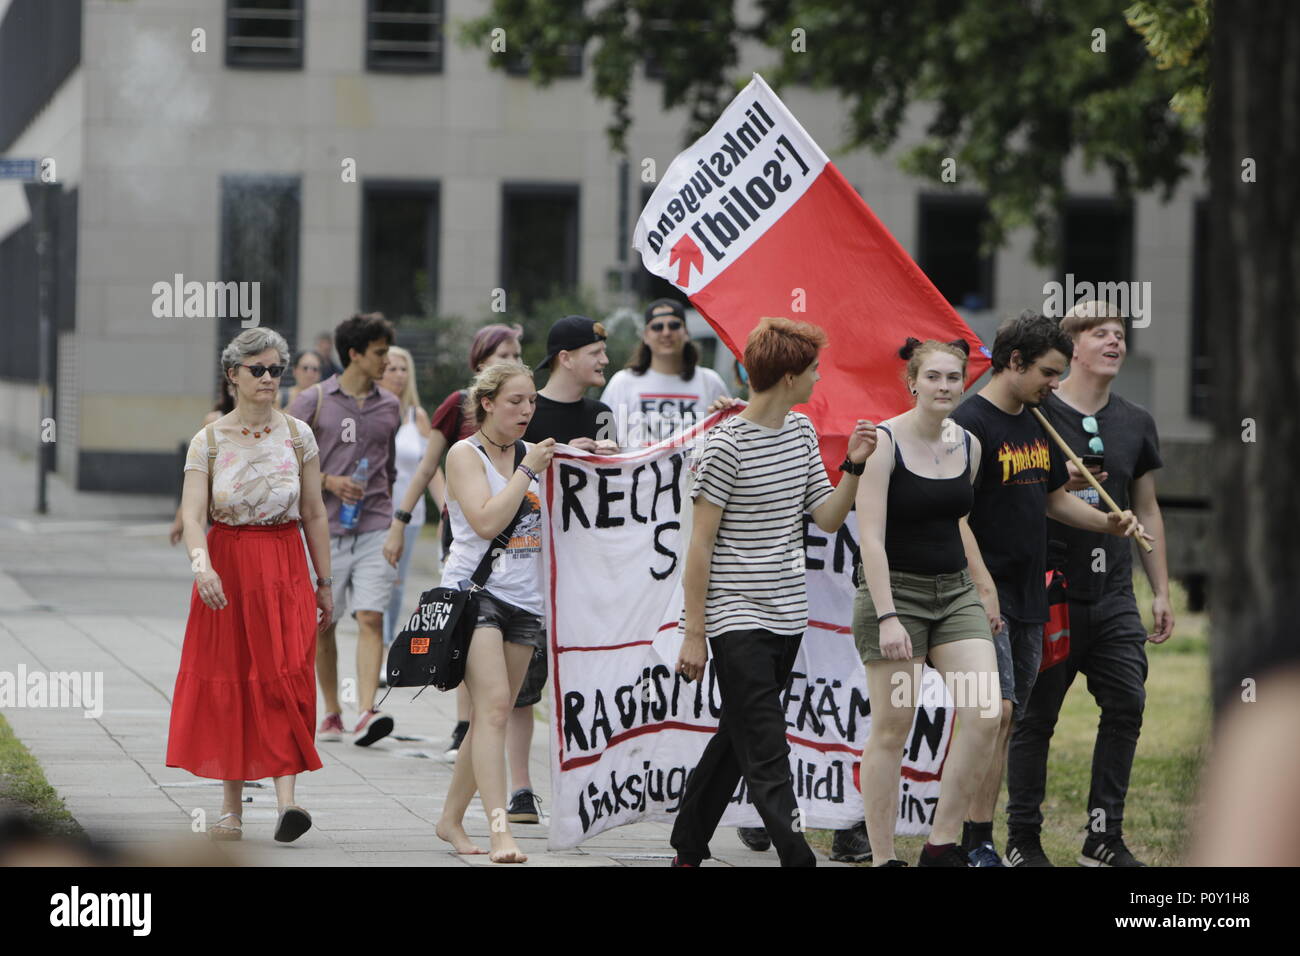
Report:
474,591,545,652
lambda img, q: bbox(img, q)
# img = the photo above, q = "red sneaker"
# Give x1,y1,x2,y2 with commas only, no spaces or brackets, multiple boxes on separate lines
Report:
352,709,394,747
317,712,345,742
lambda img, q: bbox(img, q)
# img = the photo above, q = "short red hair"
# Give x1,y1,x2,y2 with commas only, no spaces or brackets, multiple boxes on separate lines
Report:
743,317,828,392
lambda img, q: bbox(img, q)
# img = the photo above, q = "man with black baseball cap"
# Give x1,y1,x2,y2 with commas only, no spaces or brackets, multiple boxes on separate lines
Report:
503,314,619,827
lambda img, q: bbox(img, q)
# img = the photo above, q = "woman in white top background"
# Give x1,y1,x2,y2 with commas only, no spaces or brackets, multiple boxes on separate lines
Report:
601,298,730,447
378,345,433,650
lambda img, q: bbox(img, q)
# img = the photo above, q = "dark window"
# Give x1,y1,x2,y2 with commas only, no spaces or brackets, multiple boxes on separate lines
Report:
635,184,686,304
500,184,580,313
1189,198,1210,419
366,0,443,72
917,194,995,311
1059,197,1134,335
0,219,37,382
643,18,673,80
226,0,304,69
0,186,75,385
219,177,300,355
0,0,81,152
361,181,440,319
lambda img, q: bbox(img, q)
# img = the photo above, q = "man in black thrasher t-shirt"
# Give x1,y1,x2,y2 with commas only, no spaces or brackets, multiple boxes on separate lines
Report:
1006,302,1173,868
950,310,1149,868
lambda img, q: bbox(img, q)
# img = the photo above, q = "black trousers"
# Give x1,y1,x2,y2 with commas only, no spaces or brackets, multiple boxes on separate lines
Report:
1007,591,1149,836
670,629,816,867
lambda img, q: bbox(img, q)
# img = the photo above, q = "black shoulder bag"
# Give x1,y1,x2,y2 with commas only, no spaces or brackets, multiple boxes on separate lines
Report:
380,441,530,699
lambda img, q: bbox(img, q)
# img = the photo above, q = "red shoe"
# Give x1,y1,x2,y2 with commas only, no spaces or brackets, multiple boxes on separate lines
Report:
352,709,394,747
317,712,345,742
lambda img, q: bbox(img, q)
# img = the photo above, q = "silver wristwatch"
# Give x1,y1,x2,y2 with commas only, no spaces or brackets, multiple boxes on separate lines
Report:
316,576,333,587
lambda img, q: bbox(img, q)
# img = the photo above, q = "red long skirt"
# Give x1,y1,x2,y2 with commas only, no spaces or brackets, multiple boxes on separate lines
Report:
166,521,323,780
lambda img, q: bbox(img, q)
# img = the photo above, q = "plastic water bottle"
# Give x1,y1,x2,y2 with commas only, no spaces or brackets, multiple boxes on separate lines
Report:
339,458,369,530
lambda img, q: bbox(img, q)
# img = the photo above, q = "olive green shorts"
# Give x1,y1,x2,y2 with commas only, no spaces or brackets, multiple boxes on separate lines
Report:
853,567,993,663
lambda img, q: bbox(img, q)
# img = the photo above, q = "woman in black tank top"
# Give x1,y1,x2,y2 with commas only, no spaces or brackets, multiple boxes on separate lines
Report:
851,339,1003,867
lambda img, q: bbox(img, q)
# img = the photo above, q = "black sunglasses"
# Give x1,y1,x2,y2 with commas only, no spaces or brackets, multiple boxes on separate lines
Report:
648,320,684,333
237,363,286,379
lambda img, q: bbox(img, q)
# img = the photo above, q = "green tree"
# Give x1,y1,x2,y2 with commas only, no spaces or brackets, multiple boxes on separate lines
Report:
460,0,1208,262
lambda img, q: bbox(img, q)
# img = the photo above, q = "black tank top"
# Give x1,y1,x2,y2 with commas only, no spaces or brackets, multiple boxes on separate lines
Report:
880,423,973,575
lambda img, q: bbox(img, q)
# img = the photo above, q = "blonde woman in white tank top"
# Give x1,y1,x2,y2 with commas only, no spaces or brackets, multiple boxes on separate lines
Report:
434,362,555,864
379,347,432,651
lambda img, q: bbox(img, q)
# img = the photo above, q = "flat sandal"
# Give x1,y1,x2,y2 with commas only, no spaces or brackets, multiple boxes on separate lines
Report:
274,805,312,843
210,811,242,841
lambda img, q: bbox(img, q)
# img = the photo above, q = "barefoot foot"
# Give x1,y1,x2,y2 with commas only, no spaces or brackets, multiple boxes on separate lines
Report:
489,839,528,864
435,820,485,855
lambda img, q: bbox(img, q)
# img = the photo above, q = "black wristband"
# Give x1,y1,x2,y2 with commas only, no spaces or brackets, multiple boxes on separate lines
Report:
839,457,865,476
876,611,900,625
393,509,412,524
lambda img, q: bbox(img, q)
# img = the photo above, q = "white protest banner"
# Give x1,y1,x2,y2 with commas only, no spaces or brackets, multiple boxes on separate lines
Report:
542,412,954,850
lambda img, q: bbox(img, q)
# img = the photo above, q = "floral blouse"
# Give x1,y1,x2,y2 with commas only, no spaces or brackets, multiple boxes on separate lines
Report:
184,414,319,525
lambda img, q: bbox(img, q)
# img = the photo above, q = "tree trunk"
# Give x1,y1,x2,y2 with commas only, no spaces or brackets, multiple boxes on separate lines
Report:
1208,1,1300,709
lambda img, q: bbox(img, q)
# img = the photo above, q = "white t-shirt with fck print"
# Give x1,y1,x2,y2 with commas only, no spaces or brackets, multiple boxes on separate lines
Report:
601,366,730,447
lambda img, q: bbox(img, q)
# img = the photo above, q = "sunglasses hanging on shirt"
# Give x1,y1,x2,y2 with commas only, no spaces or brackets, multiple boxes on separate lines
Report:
1081,415,1104,454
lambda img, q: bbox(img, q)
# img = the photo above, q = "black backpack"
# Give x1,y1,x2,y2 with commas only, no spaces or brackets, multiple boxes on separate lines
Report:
381,441,529,696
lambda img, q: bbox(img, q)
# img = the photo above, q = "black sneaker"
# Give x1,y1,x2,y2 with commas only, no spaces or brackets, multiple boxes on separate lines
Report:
737,827,771,851
829,821,873,863
1004,830,1054,867
507,787,541,824
879,859,909,867
444,720,469,763
1080,834,1146,867
917,843,970,867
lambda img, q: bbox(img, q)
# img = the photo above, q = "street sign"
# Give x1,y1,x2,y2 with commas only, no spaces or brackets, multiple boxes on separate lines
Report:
0,158,39,180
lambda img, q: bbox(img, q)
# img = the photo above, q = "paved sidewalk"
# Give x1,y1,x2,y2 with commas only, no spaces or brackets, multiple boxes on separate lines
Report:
0,447,841,867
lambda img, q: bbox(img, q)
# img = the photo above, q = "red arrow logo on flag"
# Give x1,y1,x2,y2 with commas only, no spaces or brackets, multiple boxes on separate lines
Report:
669,234,705,288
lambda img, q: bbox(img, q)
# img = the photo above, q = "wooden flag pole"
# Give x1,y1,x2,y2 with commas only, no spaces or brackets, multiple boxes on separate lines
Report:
1030,407,1153,553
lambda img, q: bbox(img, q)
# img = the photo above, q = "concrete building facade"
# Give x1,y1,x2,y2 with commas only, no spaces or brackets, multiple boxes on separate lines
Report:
0,0,1211,588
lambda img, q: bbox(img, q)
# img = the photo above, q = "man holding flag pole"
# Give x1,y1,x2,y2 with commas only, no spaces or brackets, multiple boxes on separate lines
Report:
1006,299,1174,867
949,309,1153,867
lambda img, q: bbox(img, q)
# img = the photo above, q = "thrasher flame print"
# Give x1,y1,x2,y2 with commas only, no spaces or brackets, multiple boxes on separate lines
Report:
996,438,1051,485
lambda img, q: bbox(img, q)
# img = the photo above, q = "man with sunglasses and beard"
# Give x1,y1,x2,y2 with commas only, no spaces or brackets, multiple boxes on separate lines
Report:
289,313,402,749
1005,300,1174,867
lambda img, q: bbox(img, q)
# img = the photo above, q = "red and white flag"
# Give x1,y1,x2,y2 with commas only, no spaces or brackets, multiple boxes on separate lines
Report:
634,73,991,474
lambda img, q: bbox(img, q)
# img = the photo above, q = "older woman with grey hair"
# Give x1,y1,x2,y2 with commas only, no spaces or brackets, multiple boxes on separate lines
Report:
166,328,334,844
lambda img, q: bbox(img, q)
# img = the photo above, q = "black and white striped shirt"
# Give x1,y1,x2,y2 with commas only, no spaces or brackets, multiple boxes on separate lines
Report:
689,411,833,639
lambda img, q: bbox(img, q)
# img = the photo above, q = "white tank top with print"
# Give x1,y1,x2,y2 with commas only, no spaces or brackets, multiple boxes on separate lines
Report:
439,439,543,615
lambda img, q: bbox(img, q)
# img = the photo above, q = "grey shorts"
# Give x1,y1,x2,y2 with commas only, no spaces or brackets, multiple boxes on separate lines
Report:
330,529,398,622
514,644,548,709
995,615,1044,722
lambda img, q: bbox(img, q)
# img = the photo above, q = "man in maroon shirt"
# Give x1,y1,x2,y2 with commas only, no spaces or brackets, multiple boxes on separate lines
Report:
289,314,402,747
